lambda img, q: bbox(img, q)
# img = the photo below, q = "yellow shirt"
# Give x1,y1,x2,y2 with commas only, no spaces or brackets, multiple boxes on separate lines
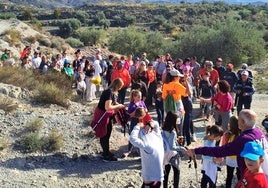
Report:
162,81,187,101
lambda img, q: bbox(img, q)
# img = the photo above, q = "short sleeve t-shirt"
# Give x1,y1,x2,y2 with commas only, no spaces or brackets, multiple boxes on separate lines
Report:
97,88,116,111
236,169,268,188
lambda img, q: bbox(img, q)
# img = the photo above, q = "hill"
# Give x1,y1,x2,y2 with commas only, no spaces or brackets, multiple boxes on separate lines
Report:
1,0,268,9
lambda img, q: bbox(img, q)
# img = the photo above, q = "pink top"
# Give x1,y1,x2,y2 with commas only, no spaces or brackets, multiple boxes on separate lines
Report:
212,92,233,112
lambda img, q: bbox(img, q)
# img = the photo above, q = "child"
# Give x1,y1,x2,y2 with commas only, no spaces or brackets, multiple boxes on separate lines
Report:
198,72,213,121
155,81,164,127
124,90,148,157
76,75,86,99
262,114,268,138
221,116,241,188
201,125,224,188
129,107,164,188
236,141,268,188
162,111,187,188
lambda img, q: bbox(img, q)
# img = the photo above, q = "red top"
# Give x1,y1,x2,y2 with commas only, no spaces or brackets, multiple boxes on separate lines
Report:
236,169,268,188
111,68,131,88
198,68,219,86
211,92,233,112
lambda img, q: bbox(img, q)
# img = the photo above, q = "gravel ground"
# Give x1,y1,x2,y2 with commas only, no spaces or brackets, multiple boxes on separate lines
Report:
0,90,267,188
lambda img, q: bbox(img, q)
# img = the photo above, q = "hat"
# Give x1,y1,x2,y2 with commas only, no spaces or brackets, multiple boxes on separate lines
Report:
242,63,248,69
170,70,184,77
64,59,70,65
142,52,147,57
240,141,264,161
241,70,249,76
134,57,140,61
226,63,234,69
217,58,223,62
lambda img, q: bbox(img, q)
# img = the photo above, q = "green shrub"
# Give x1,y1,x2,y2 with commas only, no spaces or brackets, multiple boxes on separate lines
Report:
26,118,43,132
42,129,63,151
20,132,41,152
65,37,83,48
37,36,52,47
0,97,18,113
34,82,71,107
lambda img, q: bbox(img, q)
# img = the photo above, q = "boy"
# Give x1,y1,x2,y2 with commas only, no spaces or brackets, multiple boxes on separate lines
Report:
129,107,164,188
236,141,268,188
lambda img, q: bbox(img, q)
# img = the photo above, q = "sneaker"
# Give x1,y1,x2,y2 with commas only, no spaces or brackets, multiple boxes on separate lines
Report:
191,133,197,142
103,155,118,162
122,151,131,158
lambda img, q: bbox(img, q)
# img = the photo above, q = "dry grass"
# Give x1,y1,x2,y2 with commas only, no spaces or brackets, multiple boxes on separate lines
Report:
0,66,74,107
19,132,41,152
42,129,63,152
26,118,43,133
4,28,21,45
0,96,18,113
0,138,8,151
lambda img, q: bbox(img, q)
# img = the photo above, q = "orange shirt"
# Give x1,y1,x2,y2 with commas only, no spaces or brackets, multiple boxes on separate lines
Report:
162,81,187,101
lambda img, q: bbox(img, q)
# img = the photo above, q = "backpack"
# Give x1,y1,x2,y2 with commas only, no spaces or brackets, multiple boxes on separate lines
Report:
165,94,177,114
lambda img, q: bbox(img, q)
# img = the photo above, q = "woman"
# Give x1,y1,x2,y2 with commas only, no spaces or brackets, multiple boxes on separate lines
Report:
91,78,125,161
200,80,233,131
162,111,186,188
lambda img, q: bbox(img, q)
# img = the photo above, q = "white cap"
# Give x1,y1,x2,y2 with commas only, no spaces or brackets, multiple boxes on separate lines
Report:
170,69,184,77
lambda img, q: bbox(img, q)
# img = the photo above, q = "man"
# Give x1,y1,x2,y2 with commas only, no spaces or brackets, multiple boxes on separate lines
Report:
140,52,150,66
234,70,255,115
223,63,239,101
186,109,265,178
237,63,253,81
214,57,226,80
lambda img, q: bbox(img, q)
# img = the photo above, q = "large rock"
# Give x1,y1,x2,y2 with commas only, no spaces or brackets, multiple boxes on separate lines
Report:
0,83,30,99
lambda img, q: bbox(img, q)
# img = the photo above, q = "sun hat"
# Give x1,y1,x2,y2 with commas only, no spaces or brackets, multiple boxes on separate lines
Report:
240,141,264,161
242,63,248,69
241,70,249,76
170,69,184,77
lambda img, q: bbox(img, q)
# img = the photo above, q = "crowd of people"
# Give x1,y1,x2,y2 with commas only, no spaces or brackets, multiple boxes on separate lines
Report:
1,46,267,188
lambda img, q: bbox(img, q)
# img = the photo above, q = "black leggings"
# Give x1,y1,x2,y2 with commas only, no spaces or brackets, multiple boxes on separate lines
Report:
163,164,180,188
226,165,241,188
100,118,113,156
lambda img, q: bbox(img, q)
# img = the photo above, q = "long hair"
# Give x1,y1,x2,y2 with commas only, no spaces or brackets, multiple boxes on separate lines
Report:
229,116,240,137
130,89,141,103
109,78,124,92
162,111,179,135
206,125,224,137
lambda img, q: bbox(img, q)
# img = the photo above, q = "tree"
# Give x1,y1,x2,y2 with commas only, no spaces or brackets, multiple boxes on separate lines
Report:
54,8,61,19
76,27,105,46
108,27,145,56
59,19,81,38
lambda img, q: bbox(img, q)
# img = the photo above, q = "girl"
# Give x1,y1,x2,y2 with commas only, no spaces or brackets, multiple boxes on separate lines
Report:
124,90,148,157
221,116,241,188
91,78,125,161
162,111,186,188
201,125,224,188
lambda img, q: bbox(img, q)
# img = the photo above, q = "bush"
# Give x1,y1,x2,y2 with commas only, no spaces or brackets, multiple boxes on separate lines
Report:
65,37,83,48
25,36,37,44
0,138,8,151
0,97,18,113
37,36,52,47
26,118,43,133
20,132,41,152
34,82,72,107
42,129,63,152
4,29,21,45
